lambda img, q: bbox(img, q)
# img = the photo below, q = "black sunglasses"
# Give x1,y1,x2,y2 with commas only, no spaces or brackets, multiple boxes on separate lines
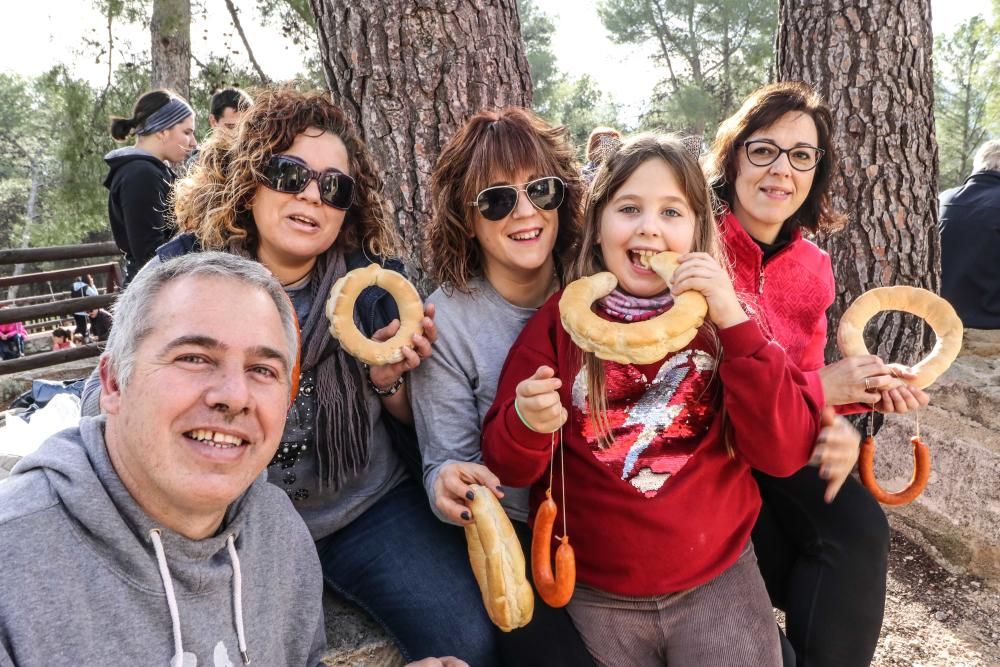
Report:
261,155,355,210
469,176,566,221
743,140,825,172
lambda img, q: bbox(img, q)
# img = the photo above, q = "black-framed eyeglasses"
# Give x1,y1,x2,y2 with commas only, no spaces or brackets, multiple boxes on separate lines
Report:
743,140,825,172
468,176,566,222
261,155,355,210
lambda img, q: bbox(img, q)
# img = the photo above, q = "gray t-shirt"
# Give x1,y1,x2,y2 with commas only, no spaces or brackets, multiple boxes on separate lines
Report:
410,277,537,524
273,283,406,540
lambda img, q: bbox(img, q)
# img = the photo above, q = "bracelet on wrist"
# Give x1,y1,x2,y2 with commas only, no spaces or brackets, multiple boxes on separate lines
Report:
514,398,541,433
363,363,405,397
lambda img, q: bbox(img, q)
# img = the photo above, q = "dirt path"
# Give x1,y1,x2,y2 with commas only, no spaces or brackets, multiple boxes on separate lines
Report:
873,530,1000,666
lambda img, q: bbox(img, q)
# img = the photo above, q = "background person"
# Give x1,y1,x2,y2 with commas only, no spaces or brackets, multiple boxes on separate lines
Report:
105,89,197,283
51,327,73,350
209,86,253,135
939,139,1000,329
70,274,98,340
88,307,114,342
0,308,27,360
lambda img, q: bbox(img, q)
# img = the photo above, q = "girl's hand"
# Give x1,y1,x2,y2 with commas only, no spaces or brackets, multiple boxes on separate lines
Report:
670,252,748,329
433,462,505,525
810,406,861,503
367,303,438,391
515,365,566,434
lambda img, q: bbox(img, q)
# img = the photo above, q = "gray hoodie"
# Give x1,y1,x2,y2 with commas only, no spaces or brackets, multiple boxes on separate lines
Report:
0,417,326,666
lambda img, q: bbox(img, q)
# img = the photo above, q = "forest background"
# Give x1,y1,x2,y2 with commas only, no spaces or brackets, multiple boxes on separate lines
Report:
0,0,996,256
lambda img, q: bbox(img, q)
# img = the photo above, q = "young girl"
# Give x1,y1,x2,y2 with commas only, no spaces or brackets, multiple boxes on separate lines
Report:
482,134,850,665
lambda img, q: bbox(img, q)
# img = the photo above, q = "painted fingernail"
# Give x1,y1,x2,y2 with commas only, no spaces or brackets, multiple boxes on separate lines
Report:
465,490,475,500
496,485,503,493
461,511,471,521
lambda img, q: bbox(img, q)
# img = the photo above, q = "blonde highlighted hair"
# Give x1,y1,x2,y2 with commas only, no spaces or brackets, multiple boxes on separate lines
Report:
174,87,400,258
572,133,725,445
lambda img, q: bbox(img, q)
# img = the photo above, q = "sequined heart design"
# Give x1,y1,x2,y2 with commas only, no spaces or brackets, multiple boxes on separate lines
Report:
571,348,717,498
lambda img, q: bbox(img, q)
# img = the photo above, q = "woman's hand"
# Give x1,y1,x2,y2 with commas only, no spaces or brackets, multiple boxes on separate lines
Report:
818,355,904,406
810,406,861,503
367,303,438,391
872,365,930,413
433,462,504,525
515,365,566,434
405,658,469,667
670,252,748,329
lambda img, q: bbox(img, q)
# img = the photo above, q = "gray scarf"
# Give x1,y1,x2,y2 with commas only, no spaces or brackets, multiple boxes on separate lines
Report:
298,249,372,490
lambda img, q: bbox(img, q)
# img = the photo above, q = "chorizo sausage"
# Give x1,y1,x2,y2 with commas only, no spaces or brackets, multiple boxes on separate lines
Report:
531,490,576,608
858,435,931,506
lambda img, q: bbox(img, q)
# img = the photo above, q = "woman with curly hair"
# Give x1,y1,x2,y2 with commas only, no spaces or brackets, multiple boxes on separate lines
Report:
85,88,498,665
704,81,929,666
409,107,593,666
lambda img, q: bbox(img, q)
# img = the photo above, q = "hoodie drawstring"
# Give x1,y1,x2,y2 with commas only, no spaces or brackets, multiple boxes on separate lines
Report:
226,534,250,665
149,529,251,665
150,529,185,665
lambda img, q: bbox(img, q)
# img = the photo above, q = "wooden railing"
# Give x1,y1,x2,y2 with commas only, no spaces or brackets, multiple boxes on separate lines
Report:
1,242,121,376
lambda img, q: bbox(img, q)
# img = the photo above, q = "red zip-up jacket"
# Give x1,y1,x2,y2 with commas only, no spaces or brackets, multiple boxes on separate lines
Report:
481,294,823,596
719,211,869,415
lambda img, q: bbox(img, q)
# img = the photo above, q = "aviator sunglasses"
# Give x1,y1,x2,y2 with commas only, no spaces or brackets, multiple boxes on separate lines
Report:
469,176,566,221
261,154,356,210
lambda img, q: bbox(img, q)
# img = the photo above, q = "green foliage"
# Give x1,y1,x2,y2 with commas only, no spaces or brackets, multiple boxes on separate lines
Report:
598,0,776,138
934,14,1000,189
518,0,622,154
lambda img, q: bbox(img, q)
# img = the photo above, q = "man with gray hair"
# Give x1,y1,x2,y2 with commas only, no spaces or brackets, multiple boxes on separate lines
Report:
939,139,1000,329
0,252,326,665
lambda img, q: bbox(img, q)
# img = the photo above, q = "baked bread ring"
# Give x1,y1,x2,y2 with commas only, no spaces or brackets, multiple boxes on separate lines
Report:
325,263,424,366
837,286,963,389
558,251,708,364
464,484,534,632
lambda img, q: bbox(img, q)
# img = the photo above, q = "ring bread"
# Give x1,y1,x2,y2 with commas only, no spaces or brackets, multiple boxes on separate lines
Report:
325,263,424,366
837,286,963,389
559,251,708,364
464,484,534,632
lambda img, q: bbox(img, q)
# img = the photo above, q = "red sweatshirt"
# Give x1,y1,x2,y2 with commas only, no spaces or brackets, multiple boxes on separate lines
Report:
481,294,823,596
719,211,869,415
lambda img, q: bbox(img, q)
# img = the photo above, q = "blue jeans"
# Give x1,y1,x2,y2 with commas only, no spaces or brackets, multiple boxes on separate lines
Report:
316,477,500,666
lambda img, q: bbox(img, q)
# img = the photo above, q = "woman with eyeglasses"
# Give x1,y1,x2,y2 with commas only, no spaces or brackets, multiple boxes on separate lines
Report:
410,107,594,666
704,81,929,666
83,88,496,666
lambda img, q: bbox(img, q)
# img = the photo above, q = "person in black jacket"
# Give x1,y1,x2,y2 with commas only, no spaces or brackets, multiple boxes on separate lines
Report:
940,139,1000,329
104,90,197,283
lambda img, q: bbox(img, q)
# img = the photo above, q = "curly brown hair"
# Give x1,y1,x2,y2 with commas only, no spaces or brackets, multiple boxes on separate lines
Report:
174,87,400,258
704,81,846,234
426,107,583,293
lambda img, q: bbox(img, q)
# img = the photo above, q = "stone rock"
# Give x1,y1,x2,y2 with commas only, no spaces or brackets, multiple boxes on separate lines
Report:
321,591,404,666
872,328,1000,583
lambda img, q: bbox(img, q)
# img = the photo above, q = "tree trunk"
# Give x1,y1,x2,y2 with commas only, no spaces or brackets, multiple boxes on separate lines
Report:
6,161,42,302
777,0,940,372
151,0,192,100
309,0,532,289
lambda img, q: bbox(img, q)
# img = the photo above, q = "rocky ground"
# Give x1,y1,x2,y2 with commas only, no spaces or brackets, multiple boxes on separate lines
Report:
871,529,1000,667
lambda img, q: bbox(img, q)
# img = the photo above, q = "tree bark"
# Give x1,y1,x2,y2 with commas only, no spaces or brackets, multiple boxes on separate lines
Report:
777,0,940,371
309,0,532,288
5,160,41,302
151,0,192,99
